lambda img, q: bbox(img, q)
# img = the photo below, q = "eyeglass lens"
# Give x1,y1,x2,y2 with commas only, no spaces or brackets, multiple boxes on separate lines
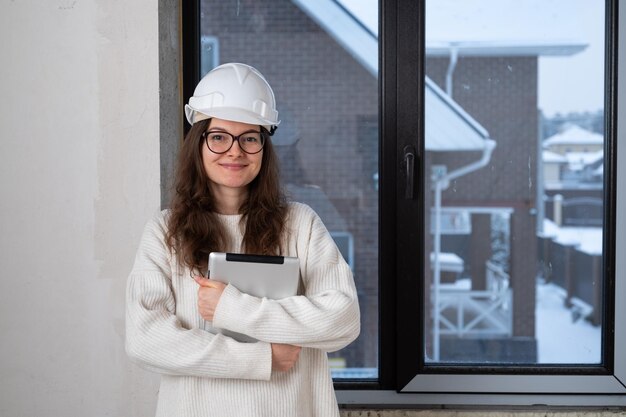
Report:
204,131,265,154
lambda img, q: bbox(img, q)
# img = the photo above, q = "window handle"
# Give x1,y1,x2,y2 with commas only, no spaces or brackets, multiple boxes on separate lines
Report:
404,145,416,199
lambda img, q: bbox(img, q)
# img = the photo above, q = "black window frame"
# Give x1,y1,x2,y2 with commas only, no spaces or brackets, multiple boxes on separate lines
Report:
180,0,626,406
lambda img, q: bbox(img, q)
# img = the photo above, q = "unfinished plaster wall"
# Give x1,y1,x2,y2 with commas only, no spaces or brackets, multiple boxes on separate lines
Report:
0,0,160,415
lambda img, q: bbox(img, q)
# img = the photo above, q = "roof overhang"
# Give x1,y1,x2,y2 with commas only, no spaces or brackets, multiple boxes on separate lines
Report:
292,0,494,152
425,77,491,151
426,40,588,57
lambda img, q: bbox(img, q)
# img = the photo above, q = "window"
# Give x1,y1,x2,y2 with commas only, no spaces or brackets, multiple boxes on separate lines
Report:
423,1,605,366
180,0,626,406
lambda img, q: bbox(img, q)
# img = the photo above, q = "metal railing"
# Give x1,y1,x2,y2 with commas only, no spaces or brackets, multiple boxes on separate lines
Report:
436,261,512,338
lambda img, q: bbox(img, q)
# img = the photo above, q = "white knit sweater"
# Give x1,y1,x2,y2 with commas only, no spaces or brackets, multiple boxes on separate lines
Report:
126,202,360,417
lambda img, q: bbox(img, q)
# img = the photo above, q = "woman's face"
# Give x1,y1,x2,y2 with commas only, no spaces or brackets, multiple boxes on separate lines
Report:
201,118,264,197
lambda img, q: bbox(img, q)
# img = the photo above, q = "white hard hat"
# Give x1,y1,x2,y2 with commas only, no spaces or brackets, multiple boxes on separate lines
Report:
185,63,280,132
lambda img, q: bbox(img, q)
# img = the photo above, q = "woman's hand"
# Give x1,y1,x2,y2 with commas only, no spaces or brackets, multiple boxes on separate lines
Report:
270,343,302,372
194,276,227,322
194,276,301,372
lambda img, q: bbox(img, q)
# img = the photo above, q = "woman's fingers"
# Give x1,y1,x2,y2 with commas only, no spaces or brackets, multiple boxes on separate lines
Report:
194,276,226,321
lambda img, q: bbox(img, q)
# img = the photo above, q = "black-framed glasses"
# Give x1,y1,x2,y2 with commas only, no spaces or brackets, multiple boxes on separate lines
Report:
202,130,266,154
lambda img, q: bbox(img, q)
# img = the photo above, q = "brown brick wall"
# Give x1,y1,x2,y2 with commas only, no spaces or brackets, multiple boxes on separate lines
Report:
425,56,539,338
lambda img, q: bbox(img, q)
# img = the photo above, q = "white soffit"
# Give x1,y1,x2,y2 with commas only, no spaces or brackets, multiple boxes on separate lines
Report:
426,40,587,57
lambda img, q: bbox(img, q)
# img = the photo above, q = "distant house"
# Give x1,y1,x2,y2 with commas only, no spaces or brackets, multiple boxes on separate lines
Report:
543,149,603,187
541,110,604,139
543,124,604,154
543,150,567,186
563,150,603,182
543,125,604,187
542,125,603,226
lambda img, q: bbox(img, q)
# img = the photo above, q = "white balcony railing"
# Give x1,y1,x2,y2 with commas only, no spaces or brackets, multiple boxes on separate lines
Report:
436,261,512,338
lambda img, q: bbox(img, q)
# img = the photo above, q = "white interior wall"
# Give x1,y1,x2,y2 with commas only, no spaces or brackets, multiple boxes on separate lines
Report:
0,1,161,415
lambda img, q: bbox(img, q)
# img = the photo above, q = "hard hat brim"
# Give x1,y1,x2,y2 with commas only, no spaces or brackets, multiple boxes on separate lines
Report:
185,104,280,129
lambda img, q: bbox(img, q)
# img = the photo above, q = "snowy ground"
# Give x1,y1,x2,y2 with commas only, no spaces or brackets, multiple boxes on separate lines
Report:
537,219,603,363
334,270,603,377
535,279,602,363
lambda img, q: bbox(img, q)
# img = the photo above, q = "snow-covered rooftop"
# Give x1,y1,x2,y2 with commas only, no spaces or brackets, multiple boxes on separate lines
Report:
292,0,493,153
592,164,604,176
541,219,602,255
291,0,377,75
543,125,604,147
565,150,604,170
430,252,464,273
425,77,491,151
543,150,567,163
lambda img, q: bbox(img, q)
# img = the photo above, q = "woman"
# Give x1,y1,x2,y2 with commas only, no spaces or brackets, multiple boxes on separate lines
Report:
125,63,360,417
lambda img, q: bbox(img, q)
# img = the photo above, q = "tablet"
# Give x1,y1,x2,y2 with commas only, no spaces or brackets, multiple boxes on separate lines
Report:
203,252,300,342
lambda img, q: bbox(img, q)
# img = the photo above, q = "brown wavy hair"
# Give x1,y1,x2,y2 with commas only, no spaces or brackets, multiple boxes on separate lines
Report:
165,118,287,273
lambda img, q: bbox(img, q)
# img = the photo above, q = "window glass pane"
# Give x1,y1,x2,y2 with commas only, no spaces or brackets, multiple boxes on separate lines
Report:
200,0,379,378
424,0,605,365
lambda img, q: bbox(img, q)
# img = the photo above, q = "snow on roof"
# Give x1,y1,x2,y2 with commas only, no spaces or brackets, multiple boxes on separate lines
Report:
425,77,491,151
565,150,604,170
430,252,464,273
291,0,377,76
543,125,604,147
543,150,567,163
292,0,493,152
593,164,604,176
541,219,602,255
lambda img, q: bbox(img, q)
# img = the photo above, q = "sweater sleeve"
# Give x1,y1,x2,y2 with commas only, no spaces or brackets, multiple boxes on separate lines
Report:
212,205,361,352
125,212,272,380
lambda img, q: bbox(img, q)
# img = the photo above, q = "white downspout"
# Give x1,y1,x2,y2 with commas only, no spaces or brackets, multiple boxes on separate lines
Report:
445,46,459,97
536,113,545,235
432,139,496,361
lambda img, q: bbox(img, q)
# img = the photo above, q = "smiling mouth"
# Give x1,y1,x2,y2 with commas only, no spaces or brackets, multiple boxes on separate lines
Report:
220,163,248,169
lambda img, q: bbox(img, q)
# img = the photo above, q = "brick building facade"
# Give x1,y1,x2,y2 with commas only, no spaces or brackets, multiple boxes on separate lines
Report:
425,56,539,358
